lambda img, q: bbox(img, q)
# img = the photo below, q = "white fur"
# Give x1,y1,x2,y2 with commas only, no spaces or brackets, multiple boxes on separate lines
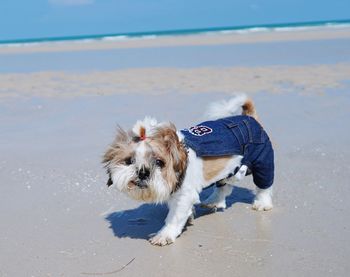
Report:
205,94,247,120
110,164,136,193
252,187,273,211
151,169,173,203
132,116,158,137
134,141,148,165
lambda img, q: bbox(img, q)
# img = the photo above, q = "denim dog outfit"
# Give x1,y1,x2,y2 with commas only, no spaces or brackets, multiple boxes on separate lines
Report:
181,115,274,189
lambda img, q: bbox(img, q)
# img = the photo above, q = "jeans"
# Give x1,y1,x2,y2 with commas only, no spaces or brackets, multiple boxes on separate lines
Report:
181,115,274,189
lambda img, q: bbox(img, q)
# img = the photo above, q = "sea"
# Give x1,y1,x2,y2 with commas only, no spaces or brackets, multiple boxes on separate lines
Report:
1,19,350,47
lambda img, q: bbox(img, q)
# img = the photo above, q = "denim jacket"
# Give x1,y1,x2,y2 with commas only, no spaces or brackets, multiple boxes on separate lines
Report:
181,115,274,189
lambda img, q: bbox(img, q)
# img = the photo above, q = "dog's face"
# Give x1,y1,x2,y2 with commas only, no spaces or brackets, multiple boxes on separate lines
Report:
103,118,187,203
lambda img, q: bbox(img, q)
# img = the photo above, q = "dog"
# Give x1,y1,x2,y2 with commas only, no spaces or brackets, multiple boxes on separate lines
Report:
103,95,274,246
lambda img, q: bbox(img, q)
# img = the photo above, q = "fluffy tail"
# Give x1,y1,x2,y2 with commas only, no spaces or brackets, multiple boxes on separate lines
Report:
205,94,258,120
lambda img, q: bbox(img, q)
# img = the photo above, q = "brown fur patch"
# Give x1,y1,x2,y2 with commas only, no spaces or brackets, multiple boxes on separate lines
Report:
149,123,188,192
102,127,134,165
202,156,232,182
242,98,258,120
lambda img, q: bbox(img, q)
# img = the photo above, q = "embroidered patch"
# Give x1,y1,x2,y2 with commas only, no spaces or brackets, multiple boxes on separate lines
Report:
188,125,213,136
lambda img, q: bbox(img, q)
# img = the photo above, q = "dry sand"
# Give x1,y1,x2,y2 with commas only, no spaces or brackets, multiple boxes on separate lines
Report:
1,64,350,99
1,29,350,276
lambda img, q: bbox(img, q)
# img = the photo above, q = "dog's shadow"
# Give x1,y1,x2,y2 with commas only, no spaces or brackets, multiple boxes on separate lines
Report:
105,186,255,240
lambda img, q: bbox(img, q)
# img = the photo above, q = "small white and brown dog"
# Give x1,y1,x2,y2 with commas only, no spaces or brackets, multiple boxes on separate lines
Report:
103,95,274,246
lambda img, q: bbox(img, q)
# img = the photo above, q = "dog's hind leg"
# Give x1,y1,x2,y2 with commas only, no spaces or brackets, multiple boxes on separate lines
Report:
201,182,233,209
252,187,273,211
201,165,248,209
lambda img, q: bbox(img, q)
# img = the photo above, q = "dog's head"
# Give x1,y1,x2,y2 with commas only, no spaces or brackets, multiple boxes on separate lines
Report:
103,117,188,203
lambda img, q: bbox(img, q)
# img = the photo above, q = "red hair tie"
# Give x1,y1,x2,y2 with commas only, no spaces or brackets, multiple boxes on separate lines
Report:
140,127,146,141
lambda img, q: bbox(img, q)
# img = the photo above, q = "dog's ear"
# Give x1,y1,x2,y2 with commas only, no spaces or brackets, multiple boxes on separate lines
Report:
155,123,188,174
102,126,131,164
150,123,188,192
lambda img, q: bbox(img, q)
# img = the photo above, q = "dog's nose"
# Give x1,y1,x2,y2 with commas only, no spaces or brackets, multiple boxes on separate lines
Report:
138,166,150,180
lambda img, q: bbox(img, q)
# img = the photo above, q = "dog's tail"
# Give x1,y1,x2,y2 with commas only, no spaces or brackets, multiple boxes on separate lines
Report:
205,94,258,120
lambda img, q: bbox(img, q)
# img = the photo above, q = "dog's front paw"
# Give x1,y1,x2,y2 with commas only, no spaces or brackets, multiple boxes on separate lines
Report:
149,232,175,246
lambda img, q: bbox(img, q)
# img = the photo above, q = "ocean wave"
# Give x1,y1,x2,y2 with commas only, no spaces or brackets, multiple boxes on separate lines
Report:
273,23,350,32
101,35,128,41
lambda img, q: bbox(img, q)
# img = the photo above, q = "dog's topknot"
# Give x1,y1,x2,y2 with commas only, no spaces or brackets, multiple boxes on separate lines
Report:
132,116,158,139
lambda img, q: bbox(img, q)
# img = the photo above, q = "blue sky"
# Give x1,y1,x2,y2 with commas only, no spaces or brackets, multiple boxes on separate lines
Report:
0,0,349,40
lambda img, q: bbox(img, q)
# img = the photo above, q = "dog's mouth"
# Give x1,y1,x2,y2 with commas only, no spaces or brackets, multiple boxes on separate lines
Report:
136,179,149,189
127,180,148,190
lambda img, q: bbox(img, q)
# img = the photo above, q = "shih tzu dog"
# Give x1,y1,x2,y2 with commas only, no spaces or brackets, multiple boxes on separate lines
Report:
103,95,274,246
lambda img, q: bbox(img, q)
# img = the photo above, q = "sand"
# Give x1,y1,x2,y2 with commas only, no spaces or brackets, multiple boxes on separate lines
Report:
1,64,350,99
1,28,350,276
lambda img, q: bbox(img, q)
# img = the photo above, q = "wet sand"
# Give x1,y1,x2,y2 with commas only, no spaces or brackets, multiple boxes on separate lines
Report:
1,29,350,276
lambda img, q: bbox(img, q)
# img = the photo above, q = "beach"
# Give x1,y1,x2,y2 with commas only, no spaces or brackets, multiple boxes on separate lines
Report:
1,27,350,276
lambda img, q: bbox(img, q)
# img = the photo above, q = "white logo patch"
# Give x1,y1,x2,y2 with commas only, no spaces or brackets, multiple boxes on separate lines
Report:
188,125,213,136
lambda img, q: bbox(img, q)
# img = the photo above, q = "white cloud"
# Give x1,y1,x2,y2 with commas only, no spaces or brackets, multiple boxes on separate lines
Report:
49,0,94,6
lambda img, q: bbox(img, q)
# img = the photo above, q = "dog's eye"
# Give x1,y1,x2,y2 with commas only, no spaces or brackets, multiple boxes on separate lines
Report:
124,157,134,165
155,159,165,168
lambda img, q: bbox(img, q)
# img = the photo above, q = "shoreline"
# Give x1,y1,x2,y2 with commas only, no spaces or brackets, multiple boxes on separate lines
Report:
1,26,350,55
